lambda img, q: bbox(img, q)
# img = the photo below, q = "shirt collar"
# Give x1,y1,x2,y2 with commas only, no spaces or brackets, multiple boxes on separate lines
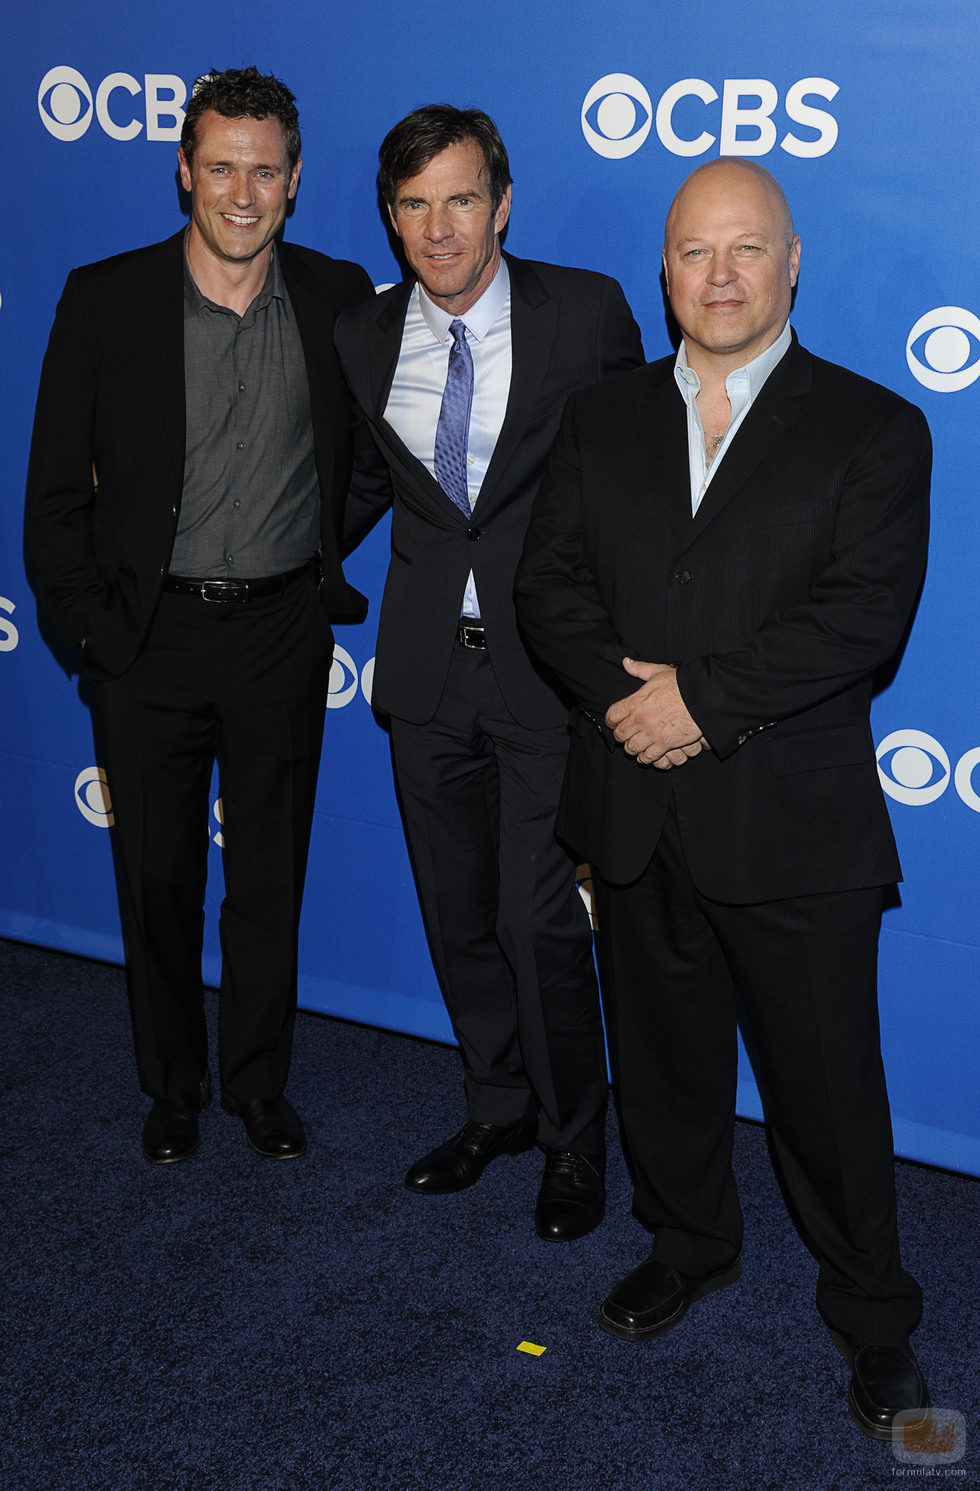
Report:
415,255,510,344
673,319,792,401
182,229,285,317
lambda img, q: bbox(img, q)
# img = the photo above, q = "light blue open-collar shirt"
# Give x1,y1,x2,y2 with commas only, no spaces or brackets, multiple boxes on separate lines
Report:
673,320,792,516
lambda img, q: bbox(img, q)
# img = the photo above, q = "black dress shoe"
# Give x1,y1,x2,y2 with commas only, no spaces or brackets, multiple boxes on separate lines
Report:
535,1150,605,1241
404,1116,537,1193
832,1336,930,1442
598,1254,741,1341
141,1071,212,1165
221,1095,307,1159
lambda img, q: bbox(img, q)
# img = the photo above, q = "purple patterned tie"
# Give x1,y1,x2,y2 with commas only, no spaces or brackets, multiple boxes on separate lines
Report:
434,319,474,515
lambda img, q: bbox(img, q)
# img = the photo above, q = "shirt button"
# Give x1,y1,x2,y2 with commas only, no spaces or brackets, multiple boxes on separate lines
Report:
238,382,246,392
225,554,234,565
233,499,241,510
236,441,245,451
468,454,476,464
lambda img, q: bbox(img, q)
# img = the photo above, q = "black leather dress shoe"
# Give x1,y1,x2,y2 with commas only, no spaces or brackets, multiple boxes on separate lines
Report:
598,1254,741,1341
832,1336,930,1442
221,1095,307,1159
535,1150,605,1241
404,1116,537,1193
141,1071,212,1165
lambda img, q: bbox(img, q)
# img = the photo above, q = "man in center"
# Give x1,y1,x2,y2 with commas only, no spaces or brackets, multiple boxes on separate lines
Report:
335,105,643,1239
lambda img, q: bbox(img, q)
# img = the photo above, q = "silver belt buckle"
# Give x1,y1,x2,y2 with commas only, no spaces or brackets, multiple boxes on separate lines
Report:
200,579,243,603
458,622,486,649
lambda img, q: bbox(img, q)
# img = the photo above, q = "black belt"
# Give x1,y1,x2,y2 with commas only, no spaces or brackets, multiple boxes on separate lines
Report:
456,621,487,650
163,562,313,603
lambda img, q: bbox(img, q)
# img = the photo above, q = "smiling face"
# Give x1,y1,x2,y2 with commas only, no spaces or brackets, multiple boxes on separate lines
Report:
388,138,511,316
663,160,800,374
177,109,300,273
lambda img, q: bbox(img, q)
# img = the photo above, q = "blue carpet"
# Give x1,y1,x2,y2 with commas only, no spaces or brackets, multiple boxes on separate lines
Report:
2,937,977,1489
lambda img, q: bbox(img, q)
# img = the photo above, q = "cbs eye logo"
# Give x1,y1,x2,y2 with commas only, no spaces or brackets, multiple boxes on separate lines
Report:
74,766,114,827
327,645,374,709
38,66,93,141
582,74,653,159
876,729,980,813
906,307,980,393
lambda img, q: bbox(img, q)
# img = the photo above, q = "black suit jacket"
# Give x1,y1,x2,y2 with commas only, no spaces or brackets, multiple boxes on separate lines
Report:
334,253,644,728
515,335,931,898
26,231,373,679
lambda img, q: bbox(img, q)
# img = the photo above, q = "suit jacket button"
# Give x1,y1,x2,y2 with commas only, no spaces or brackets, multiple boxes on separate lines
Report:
675,569,692,584
466,526,481,541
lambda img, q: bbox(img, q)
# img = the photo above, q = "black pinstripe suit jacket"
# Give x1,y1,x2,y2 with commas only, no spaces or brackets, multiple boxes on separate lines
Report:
515,334,932,898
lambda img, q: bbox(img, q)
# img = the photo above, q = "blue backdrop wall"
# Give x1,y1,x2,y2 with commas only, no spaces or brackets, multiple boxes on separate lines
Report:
2,1,977,1174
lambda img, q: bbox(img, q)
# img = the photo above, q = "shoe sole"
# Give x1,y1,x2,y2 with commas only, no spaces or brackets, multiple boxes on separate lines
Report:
142,1136,200,1165
245,1135,307,1160
597,1260,742,1342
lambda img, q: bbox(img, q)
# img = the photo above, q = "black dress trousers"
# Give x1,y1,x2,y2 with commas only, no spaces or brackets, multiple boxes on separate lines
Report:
92,572,332,1106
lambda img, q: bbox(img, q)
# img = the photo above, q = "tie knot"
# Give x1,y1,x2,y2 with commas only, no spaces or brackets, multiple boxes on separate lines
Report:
449,319,468,347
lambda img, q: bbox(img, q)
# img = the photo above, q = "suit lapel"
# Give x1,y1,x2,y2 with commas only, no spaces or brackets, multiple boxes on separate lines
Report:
633,359,693,547
364,279,471,520
473,254,555,514
367,281,414,420
279,241,340,478
688,335,812,541
145,233,187,491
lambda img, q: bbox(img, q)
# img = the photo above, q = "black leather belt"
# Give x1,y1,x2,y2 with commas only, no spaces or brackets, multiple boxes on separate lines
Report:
163,562,313,603
456,621,487,649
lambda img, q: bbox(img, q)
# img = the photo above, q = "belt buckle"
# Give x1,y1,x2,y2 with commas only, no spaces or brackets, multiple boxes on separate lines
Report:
200,579,244,604
458,622,486,649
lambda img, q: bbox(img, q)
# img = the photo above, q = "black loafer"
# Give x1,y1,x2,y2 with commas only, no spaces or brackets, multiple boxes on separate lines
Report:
221,1095,307,1159
598,1255,741,1341
535,1150,605,1241
832,1336,930,1442
142,1071,212,1164
405,1116,537,1193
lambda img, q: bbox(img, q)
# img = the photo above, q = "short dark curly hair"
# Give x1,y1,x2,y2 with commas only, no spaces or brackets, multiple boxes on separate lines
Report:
180,66,301,173
378,104,512,214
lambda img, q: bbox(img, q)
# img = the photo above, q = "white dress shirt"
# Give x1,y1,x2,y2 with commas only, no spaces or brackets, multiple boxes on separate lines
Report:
384,259,512,617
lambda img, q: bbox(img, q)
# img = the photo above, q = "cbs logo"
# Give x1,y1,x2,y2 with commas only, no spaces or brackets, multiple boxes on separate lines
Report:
582,74,839,160
906,307,980,393
74,766,114,827
876,730,980,813
0,596,19,653
38,66,187,142
327,645,375,709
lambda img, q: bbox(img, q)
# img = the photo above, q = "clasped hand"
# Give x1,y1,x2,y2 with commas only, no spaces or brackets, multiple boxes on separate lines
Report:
604,658,709,770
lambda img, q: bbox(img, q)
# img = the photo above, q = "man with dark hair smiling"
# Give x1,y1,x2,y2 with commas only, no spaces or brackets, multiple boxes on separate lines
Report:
336,105,644,1240
27,66,373,1165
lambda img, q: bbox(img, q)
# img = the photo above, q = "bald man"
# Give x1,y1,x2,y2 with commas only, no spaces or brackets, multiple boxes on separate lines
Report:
516,160,931,1440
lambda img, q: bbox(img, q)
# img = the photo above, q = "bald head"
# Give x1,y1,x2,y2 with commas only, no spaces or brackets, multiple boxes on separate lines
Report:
664,158,794,252
662,158,801,375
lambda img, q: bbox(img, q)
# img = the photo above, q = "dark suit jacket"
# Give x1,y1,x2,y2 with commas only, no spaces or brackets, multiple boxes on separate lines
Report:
334,252,644,728
515,334,931,899
26,231,373,679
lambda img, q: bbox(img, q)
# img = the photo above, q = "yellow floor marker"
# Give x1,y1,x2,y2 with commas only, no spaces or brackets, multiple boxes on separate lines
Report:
517,1341,546,1356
